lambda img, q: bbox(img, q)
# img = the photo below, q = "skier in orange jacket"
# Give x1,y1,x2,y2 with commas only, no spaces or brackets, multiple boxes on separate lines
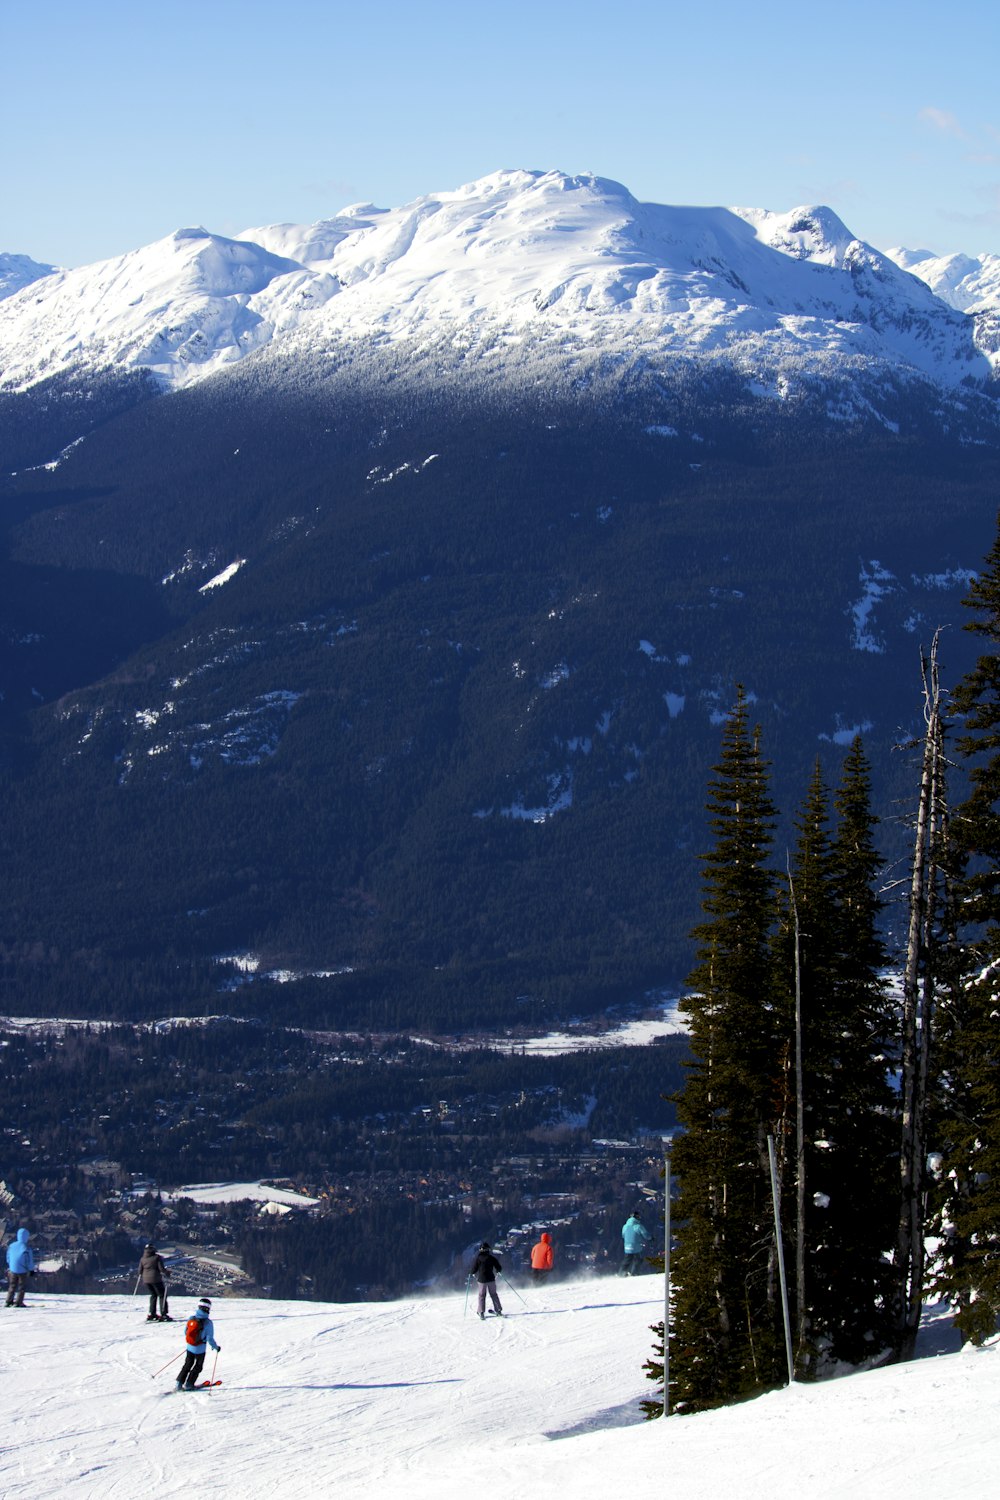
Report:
530,1231,554,1283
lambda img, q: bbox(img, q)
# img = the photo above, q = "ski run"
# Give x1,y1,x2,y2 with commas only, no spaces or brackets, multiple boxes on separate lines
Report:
1,1278,998,1499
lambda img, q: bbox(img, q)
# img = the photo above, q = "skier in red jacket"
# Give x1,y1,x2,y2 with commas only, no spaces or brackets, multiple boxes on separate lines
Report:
530,1231,554,1283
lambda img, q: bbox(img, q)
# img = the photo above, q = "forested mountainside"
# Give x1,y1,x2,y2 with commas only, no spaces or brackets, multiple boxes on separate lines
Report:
2,342,996,1030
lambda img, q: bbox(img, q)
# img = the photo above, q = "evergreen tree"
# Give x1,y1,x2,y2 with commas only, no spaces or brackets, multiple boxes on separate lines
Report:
773,762,841,1375
824,738,898,1362
667,689,784,1411
933,539,1000,1344
776,744,897,1370
931,961,1000,1345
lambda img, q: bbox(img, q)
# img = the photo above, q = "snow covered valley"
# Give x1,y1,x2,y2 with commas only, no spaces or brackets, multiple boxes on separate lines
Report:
1,1280,998,1499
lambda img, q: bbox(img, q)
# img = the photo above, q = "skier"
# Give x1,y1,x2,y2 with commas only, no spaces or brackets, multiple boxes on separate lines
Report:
176,1298,221,1389
5,1227,36,1307
620,1211,651,1275
529,1231,554,1283
138,1242,172,1321
470,1241,503,1319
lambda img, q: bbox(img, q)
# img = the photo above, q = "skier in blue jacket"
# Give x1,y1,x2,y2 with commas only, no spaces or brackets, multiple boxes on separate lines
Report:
5,1228,36,1307
620,1212,651,1275
176,1298,221,1389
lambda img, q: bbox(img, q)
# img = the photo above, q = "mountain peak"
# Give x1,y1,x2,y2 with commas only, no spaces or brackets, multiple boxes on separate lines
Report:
735,203,857,264
0,251,59,301
887,245,1000,314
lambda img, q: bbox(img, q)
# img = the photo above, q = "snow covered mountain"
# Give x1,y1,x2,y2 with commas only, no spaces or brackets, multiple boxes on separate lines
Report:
0,229,339,390
887,245,1000,314
2,1281,997,1500
0,250,57,300
1,169,996,401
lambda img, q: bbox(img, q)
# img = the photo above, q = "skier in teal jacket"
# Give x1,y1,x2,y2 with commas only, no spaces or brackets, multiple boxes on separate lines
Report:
620,1213,651,1275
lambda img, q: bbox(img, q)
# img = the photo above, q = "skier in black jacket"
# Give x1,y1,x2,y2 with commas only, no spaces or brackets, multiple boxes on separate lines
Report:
138,1243,171,1321
470,1241,503,1319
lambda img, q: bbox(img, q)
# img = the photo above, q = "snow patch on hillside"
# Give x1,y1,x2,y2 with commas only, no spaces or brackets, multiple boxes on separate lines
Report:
500,768,574,823
200,559,246,592
161,1181,320,1209
849,560,898,653
819,717,875,746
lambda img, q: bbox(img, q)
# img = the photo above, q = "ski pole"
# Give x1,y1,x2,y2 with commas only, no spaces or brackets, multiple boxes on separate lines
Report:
150,1352,184,1379
499,1273,528,1308
463,1275,472,1319
208,1350,219,1391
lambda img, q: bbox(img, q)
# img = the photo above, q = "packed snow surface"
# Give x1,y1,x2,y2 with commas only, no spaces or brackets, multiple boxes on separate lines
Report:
1,1280,997,1499
0,169,995,393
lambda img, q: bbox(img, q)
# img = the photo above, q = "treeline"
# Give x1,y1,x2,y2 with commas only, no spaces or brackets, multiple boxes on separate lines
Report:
648,520,1000,1415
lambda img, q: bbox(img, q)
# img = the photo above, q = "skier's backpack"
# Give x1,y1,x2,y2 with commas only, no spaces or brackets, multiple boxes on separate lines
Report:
185,1315,204,1347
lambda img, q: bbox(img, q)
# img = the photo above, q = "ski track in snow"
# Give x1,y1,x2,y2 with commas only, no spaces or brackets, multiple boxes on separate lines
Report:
1,1282,999,1498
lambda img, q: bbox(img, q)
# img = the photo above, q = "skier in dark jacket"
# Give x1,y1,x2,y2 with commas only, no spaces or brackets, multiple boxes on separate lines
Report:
471,1241,503,1319
138,1242,171,1321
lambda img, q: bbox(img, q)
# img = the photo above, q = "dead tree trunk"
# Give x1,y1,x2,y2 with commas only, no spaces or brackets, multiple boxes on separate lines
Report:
894,630,948,1360
787,867,808,1375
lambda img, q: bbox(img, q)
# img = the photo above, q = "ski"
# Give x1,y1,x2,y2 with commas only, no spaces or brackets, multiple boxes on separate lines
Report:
173,1380,222,1391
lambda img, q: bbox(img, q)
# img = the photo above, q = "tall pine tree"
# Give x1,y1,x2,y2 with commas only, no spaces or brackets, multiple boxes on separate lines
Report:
773,762,841,1376
668,689,785,1411
825,738,898,1363
933,536,1000,1344
774,744,895,1373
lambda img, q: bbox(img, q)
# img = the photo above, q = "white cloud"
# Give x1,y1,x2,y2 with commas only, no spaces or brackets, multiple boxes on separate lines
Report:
919,106,966,138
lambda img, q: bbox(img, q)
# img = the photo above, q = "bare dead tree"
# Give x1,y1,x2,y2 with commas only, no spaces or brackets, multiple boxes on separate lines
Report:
786,863,808,1374
894,629,948,1360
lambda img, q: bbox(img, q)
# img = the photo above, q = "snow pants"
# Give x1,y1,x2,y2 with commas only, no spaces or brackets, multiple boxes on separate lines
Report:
5,1272,27,1306
147,1281,167,1317
177,1352,206,1387
477,1280,502,1315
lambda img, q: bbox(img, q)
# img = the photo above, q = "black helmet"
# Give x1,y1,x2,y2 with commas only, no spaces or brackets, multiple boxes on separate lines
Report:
144,1242,156,1251
479,1241,490,1250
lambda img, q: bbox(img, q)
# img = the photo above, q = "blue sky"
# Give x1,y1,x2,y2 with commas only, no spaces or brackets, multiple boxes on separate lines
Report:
4,0,1000,268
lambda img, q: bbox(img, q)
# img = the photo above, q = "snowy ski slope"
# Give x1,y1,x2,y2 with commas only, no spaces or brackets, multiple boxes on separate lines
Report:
1,1277,998,1499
